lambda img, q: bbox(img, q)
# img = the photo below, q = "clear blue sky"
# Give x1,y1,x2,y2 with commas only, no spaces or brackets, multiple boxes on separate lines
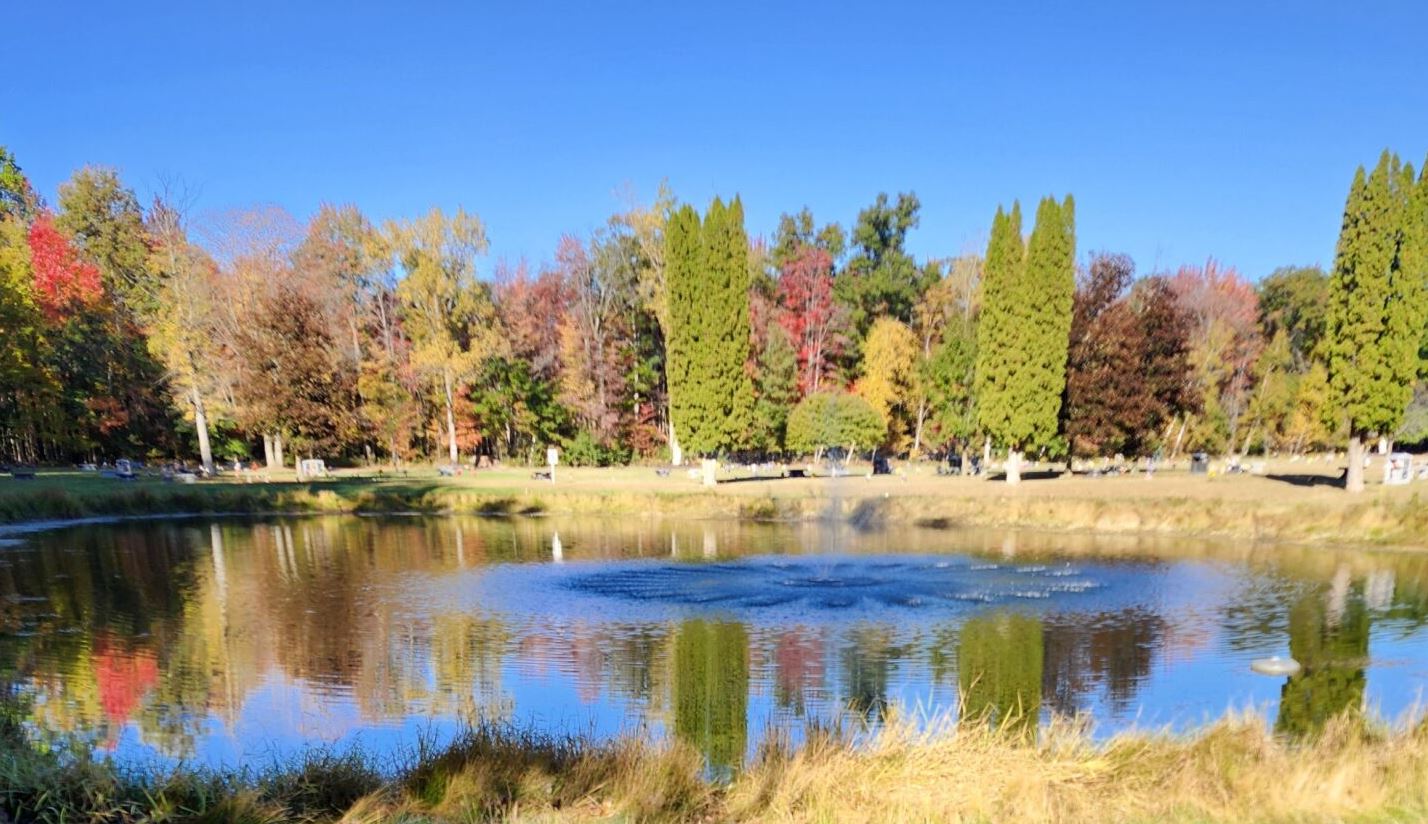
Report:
5,1,1426,280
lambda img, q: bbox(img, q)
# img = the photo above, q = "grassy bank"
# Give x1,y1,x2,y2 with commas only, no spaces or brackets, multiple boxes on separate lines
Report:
3,702,1426,823
3,464,1427,548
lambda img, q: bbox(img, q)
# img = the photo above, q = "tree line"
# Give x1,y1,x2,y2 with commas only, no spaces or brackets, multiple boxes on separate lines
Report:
1,146,1424,489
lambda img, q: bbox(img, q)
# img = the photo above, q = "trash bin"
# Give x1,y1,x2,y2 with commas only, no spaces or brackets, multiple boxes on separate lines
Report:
872,454,891,475
1190,452,1209,475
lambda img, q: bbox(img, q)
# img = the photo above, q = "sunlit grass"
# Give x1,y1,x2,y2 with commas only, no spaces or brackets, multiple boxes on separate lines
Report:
3,697,1426,824
3,465,1427,547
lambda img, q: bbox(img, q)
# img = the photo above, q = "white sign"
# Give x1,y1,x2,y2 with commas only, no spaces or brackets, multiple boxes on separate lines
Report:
546,447,559,467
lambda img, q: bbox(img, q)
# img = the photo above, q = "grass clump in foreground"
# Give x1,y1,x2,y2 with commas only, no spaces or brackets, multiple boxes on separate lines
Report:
3,702,1427,824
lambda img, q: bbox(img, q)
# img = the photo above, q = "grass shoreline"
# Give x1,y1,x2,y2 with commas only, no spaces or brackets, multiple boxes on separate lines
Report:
3,702,1425,823
2,468,1427,549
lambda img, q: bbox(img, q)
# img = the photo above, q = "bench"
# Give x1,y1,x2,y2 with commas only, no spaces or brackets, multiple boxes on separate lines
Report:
531,470,552,481
11,469,36,480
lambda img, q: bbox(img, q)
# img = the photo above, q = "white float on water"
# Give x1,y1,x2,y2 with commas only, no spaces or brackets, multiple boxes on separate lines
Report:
1250,656,1301,676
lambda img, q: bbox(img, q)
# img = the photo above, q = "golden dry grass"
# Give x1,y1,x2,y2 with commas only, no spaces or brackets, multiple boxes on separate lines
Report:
320,711,1428,824
6,690,1427,824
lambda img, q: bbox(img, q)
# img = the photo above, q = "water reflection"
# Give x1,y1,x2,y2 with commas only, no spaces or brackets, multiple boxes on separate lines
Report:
0,516,1425,770
960,614,1042,736
674,620,748,772
1276,586,1370,737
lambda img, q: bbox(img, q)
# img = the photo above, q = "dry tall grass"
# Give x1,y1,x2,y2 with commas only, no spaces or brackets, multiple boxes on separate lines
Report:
305,711,1428,824
4,702,1426,823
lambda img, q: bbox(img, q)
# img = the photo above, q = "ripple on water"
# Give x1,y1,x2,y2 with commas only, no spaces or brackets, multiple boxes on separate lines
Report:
539,555,1109,622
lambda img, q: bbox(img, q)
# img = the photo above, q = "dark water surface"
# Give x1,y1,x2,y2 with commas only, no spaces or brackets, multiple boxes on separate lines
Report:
1,515,1426,770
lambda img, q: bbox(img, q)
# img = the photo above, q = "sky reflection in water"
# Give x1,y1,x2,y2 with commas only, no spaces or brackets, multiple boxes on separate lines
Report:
0,515,1425,772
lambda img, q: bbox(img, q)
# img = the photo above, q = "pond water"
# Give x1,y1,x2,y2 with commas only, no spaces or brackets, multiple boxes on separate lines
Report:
1,515,1426,771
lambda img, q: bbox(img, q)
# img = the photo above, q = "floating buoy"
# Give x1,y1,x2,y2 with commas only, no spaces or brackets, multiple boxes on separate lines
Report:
1250,656,1301,677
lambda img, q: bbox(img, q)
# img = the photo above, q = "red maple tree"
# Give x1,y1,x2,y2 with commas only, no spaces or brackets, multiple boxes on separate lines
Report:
776,245,845,395
27,213,101,321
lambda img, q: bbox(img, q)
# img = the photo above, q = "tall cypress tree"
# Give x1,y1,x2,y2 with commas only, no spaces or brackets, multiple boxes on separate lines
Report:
1026,194,1076,459
716,196,755,448
1325,151,1418,492
666,197,754,457
666,203,702,461
1408,158,1428,378
975,196,1075,482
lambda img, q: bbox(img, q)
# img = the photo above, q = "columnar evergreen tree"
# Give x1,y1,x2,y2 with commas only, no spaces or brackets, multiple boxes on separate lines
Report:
1408,159,1428,377
666,197,754,456
975,196,1075,482
751,322,799,452
665,204,701,457
1325,152,1421,493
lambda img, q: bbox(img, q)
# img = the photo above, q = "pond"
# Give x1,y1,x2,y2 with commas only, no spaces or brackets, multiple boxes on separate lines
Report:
1,515,1426,772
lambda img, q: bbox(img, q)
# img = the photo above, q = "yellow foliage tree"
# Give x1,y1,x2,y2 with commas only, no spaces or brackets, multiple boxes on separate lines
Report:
855,317,921,454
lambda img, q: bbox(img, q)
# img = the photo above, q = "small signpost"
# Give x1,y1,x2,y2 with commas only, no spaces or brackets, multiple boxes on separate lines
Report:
546,446,559,484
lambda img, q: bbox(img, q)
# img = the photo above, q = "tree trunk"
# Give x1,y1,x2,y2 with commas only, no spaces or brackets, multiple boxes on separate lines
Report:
442,367,459,466
1171,417,1188,461
912,400,927,459
981,436,992,480
959,444,971,477
669,415,683,466
1345,434,1366,493
1006,448,1023,485
263,433,276,469
191,386,214,476
274,433,285,470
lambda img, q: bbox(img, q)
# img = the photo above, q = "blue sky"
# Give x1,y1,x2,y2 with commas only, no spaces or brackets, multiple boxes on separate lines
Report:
5,1,1426,280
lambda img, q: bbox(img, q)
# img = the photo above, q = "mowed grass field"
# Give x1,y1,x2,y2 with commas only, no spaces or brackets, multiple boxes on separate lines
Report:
2,452,1426,546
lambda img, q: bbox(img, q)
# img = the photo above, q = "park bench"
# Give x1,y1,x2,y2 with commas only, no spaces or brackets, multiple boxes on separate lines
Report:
531,469,552,481
11,469,37,480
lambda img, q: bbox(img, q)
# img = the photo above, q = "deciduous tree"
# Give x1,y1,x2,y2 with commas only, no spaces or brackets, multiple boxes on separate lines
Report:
785,391,886,457
855,317,920,453
389,207,501,465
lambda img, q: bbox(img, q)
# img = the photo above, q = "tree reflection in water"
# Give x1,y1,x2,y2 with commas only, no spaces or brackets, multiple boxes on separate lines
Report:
1275,580,1370,737
958,612,1043,737
673,619,748,773
0,516,1425,770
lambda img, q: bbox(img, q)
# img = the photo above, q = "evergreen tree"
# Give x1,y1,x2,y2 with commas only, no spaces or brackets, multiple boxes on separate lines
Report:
975,196,1075,482
924,314,979,465
666,197,755,456
752,322,798,452
835,193,929,341
711,196,755,450
665,204,701,458
1408,159,1428,377
1325,152,1419,492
